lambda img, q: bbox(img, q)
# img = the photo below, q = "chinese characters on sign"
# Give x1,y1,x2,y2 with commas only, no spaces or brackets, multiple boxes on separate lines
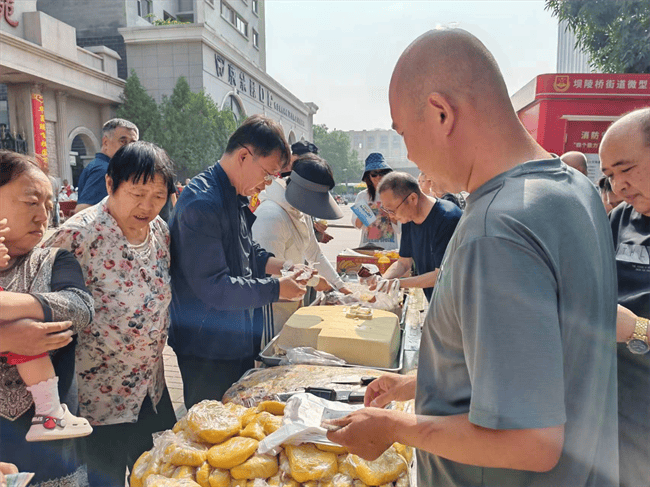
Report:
214,54,305,127
565,121,611,154
545,74,650,95
30,93,49,171
0,0,19,27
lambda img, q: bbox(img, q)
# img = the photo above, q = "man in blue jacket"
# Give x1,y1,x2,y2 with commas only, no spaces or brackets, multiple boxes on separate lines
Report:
169,115,309,408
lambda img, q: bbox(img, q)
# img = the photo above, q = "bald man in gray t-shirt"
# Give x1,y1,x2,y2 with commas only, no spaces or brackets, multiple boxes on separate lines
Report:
417,158,618,486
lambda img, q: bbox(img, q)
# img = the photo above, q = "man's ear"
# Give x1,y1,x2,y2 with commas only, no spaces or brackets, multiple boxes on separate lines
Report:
105,174,113,196
426,93,455,136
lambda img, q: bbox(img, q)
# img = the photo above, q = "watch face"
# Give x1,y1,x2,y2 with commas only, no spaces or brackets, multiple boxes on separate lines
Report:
627,339,650,355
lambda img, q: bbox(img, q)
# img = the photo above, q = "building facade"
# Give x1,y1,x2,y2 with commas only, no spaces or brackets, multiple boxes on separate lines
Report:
556,19,596,74
346,129,418,176
1,0,124,185
38,0,317,144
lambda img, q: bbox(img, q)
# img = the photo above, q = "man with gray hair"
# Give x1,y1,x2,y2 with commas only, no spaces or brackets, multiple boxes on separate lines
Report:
74,118,139,213
560,151,589,177
377,171,461,301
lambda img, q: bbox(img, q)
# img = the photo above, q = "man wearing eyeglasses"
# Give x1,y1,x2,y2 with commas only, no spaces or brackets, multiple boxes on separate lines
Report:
377,171,461,302
168,115,312,408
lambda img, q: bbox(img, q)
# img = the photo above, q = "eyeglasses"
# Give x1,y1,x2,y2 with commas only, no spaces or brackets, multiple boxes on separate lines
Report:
240,144,279,183
369,171,385,178
381,192,414,216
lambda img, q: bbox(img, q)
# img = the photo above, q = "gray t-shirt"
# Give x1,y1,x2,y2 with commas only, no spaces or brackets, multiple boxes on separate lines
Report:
416,159,618,486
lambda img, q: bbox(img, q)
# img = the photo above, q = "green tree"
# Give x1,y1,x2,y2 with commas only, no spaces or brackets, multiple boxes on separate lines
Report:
546,0,650,73
312,124,363,192
149,77,238,180
116,70,161,139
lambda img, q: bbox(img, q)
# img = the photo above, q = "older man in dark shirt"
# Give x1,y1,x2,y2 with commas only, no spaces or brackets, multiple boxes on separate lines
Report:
169,115,308,407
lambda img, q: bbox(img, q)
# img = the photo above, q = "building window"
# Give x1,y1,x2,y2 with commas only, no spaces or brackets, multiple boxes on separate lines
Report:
367,136,375,148
235,16,248,37
138,0,153,21
253,29,259,48
380,135,388,149
252,0,259,15
221,1,248,37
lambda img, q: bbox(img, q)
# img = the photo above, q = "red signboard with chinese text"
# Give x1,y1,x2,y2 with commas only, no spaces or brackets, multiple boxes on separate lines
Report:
537,73,650,97
31,93,48,171
563,121,611,154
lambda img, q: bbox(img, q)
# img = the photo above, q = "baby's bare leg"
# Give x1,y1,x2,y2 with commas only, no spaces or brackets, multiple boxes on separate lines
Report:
15,355,55,386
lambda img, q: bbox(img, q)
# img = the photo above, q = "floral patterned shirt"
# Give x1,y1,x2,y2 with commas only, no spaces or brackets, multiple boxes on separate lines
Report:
43,197,172,426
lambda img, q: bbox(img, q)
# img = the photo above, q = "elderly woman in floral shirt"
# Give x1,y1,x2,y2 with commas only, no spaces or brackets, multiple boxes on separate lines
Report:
44,141,177,487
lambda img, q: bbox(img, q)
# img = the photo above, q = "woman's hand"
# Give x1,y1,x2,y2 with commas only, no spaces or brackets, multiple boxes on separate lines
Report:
0,319,73,355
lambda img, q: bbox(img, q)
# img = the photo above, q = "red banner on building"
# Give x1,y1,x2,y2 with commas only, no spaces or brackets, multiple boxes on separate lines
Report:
538,74,650,97
31,93,48,171
564,120,611,154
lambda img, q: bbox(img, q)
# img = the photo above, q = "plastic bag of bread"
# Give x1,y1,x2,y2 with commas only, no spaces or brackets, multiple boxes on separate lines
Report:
284,444,338,482
185,400,245,444
346,447,408,486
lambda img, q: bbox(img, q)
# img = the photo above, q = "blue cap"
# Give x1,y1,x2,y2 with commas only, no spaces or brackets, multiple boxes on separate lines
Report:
363,153,391,176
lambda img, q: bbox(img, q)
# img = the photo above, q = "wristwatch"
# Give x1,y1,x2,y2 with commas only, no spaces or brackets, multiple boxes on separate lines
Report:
626,317,650,354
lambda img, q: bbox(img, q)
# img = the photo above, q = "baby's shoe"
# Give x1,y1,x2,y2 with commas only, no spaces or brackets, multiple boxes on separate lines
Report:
26,404,93,442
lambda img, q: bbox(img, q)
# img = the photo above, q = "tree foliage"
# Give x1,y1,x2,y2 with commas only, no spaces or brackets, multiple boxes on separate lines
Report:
312,124,363,191
117,73,238,180
546,0,650,73
116,70,161,139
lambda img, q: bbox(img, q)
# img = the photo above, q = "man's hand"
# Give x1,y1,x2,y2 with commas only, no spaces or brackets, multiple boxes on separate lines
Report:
0,319,73,355
313,221,328,234
314,276,334,293
278,270,307,301
317,231,334,244
325,407,397,460
364,373,417,407
0,219,10,269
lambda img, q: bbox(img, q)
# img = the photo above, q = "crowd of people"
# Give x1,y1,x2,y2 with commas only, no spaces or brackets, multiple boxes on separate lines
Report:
0,27,648,487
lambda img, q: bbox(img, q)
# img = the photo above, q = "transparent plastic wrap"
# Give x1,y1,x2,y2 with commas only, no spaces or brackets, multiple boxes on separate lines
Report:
222,365,381,407
285,444,338,483
312,278,402,317
185,400,247,444
346,446,410,486
143,474,201,487
278,347,348,366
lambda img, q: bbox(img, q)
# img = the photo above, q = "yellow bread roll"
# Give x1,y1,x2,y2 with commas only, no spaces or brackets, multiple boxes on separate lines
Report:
172,465,197,480
285,444,338,483
338,455,358,479
350,448,406,486
207,467,230,487
260,413,283,435
130,451,153,487
207,436,259,469
196,462,212,487
392,443,413,464
186,400,243,444
239,420,266,441
256,401,285,416
316,443,348,455
239,409,259,428
170,444,209,467
230,454,279,480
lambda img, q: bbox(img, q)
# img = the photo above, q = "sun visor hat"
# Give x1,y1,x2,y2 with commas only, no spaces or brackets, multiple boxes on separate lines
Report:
285,171,343,220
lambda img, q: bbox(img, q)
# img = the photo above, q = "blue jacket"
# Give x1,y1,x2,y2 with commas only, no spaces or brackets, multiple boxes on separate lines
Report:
168,163,279,360
77,153,110,205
